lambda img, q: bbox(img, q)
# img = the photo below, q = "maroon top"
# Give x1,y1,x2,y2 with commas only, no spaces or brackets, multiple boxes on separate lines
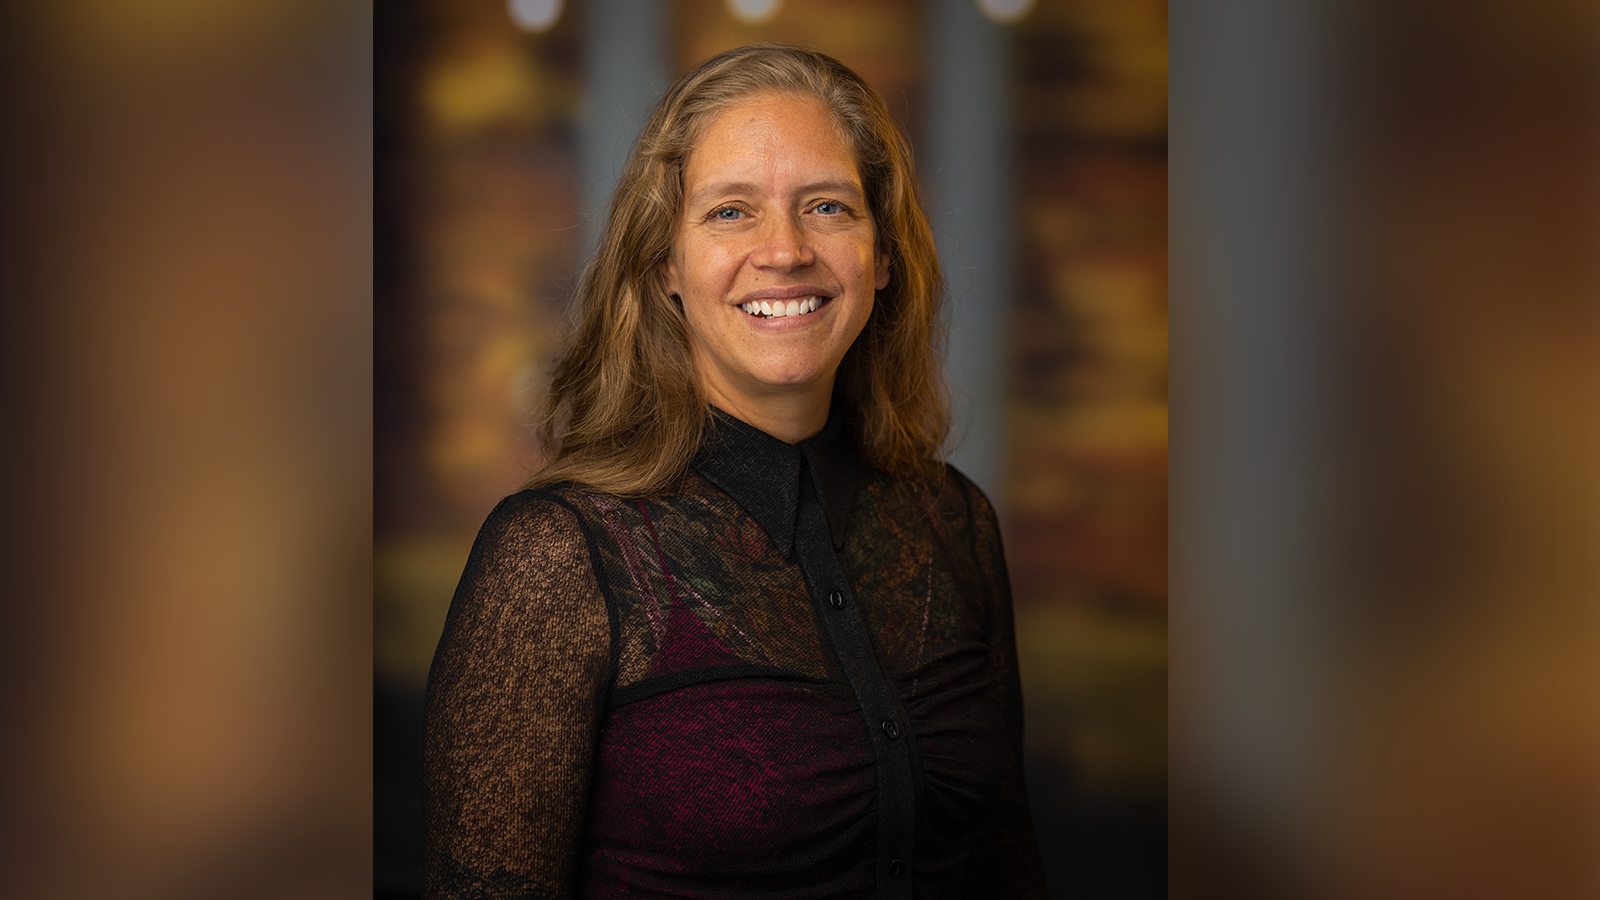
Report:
424,410,1046,898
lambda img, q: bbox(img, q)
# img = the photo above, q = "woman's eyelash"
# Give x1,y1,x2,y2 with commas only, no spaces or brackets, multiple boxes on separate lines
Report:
705,201,853,220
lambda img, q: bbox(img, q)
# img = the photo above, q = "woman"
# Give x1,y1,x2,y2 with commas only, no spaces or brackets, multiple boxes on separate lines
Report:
424,44,1046,899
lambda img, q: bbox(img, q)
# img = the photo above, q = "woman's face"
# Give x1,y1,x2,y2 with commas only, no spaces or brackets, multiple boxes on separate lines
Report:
664,91,890,423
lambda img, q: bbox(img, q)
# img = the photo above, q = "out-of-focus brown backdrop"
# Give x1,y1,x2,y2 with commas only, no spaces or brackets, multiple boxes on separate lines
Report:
7,1,373,898
374,1,1167,898
11,0,1589,897
1170,1,1598,897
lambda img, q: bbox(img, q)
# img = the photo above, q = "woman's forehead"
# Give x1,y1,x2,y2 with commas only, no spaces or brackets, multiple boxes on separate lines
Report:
690,89,853,155
682,92,860,189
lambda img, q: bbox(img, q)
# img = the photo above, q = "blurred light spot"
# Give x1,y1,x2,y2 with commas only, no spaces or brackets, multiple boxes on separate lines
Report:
423,48,542,135
508,0,562,33
977,0,1035,24
726,0,781,25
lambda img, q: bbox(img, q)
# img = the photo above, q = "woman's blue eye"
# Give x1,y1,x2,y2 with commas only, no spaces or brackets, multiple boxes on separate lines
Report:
714,207,743,220
814,202,842,215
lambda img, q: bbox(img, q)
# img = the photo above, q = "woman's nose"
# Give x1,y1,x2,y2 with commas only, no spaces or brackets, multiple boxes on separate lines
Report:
750,216,814,270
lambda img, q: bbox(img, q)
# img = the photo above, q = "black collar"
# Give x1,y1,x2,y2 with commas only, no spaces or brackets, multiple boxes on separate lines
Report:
691,405,862,558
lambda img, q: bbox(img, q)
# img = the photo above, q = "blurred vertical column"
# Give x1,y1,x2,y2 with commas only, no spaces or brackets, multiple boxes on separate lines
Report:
926,0,1013,503
580,0,671,261
1169,0,1339,876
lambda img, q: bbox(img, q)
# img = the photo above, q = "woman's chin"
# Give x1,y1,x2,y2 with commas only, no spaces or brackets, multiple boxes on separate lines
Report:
702,368,837,411
751,365,837,396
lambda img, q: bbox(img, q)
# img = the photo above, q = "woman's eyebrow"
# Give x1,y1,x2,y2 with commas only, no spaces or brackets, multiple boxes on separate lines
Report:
796,178,870,196
686,181,759,207
687,180,865,206
798,181,866,202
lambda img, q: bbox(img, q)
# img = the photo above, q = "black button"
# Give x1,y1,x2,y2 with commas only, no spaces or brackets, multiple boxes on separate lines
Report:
881,719,900,740
828,590,845,609
889,858,905,878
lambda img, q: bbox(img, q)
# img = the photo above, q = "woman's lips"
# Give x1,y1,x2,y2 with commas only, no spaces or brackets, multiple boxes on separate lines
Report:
741,296,825,319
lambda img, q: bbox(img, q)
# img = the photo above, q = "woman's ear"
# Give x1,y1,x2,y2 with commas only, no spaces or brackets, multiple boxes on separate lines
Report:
874,249,891,291
660,255,681,298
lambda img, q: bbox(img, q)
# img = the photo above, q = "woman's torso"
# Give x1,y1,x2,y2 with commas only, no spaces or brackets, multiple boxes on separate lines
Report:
423,414,1037,899
561,416,1014,898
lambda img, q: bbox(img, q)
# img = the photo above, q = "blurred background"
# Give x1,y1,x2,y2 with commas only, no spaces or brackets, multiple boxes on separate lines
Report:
375,0,1166,898
7,1,374,897
1171,1,1597,897
8,0,1592,897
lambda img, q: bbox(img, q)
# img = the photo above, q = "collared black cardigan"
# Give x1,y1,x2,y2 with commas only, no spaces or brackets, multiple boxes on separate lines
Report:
424,410,1046,899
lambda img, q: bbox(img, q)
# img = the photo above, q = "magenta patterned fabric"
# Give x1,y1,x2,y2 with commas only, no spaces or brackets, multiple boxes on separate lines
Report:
424,411,1045,898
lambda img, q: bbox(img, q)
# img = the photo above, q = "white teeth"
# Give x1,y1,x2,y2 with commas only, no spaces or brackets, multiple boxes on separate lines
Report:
742,296,826,318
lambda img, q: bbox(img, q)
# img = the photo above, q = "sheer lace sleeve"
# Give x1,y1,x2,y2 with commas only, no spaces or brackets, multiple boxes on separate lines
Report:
423,490,614,900
956,477,1049,897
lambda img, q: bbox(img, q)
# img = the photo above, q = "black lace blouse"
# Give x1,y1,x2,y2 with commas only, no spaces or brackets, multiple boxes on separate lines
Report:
423,410,1046,898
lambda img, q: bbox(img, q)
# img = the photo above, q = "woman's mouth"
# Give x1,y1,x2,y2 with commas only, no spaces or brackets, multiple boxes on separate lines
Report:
741,296,824,319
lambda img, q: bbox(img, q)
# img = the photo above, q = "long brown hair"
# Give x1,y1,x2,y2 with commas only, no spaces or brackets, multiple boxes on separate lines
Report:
530,44,948,496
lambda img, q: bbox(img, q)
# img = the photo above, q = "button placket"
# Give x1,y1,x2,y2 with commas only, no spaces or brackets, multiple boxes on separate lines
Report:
792,462,917,899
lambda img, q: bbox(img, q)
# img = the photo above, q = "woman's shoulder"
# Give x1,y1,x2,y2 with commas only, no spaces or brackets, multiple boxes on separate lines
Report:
433,486,615,706
466,484,604,569
917,461,999,527
472,480,671,558
493,477,645,519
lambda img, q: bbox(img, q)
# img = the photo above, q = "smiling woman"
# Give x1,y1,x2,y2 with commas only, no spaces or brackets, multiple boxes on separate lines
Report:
530,44,947,497
423,44,1046,899
666,91,889,441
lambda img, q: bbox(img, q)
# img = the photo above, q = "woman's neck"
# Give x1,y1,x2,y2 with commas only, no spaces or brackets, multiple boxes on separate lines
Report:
703,383,831,444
